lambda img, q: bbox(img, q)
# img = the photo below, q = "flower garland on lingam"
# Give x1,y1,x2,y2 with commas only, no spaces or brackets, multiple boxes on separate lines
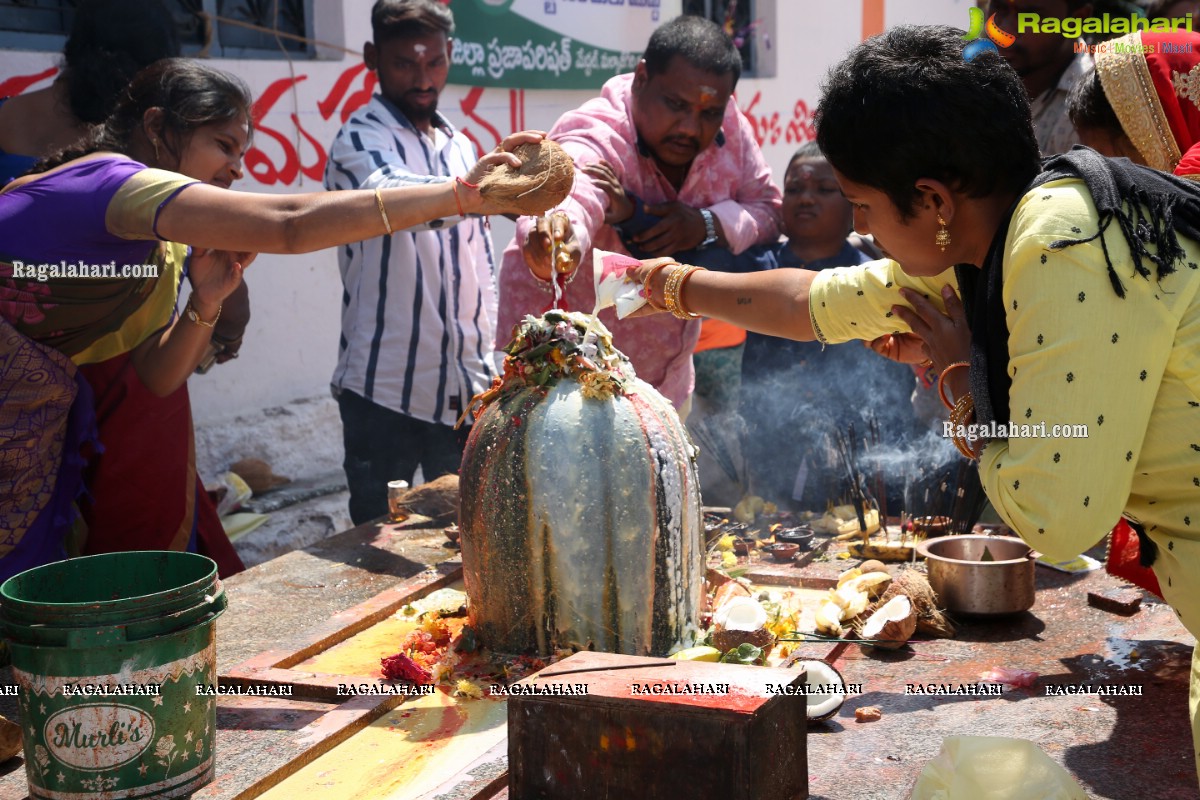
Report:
463,311,635,424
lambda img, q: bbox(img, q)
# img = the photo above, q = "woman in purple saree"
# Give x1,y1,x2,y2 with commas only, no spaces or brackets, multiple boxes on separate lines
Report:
0,59,548,581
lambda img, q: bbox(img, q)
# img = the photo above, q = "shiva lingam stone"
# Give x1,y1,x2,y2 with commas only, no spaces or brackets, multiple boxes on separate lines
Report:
458,312,703,656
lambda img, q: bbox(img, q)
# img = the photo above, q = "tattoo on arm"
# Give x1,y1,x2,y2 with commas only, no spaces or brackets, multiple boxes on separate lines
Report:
736,297,752,305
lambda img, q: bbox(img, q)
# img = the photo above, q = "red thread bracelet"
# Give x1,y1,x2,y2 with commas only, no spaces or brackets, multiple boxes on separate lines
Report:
452,180,465,217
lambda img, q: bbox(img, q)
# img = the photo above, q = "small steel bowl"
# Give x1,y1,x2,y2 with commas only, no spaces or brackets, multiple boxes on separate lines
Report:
916,534,1035,615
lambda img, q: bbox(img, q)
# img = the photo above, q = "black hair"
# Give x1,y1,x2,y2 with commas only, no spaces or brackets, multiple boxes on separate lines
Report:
644,14,742,86
815,25,1040,219
32,59,252,174
791,141,825,163
371,0,454,44
61,0,181,125
1144,0,1177,18
1066,66,1123,137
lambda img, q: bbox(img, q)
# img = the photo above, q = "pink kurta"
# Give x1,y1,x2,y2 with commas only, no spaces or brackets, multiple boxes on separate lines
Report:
496,74,781,408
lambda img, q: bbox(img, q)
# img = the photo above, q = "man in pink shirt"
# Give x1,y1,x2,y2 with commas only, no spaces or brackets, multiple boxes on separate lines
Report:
496,14,781,409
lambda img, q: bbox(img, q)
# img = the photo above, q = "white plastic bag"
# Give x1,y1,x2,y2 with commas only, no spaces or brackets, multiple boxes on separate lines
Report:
591,249,648,319
910,736,1088,800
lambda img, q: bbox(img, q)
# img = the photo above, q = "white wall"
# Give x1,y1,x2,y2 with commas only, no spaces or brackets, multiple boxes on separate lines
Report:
1,0,966,466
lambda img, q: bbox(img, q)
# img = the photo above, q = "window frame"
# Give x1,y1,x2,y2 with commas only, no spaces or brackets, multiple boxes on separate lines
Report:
0,0,336,61
681,0,776,79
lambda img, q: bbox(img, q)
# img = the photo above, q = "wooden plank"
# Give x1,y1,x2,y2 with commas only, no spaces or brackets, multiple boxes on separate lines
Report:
222,561,462,700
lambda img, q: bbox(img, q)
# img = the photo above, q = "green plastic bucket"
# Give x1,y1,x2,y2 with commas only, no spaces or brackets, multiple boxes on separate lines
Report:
0,552,227,799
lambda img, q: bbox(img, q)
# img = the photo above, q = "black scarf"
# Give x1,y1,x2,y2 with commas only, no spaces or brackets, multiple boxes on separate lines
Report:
955,147,1200,566
955,147,1200,428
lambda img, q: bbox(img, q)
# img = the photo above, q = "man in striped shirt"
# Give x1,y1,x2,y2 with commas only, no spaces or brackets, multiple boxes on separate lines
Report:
324,0,497,524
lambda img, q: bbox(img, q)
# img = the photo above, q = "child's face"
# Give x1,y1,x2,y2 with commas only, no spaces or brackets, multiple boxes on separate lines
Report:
782,157,853,243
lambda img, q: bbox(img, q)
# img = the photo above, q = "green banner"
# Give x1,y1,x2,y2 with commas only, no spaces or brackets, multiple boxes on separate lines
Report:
449,0,678,89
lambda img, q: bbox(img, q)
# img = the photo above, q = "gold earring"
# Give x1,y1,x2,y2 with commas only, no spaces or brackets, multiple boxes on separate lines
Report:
935,214,951,252
151,138,161,162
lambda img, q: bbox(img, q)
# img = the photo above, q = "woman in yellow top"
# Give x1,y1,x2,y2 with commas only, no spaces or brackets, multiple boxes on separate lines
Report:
631,25,1200,783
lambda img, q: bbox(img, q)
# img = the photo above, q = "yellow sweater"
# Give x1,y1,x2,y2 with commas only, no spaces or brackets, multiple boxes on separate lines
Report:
810,178,1200,639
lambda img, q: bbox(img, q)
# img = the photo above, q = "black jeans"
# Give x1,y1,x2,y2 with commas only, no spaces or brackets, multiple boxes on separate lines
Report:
337,388,469,525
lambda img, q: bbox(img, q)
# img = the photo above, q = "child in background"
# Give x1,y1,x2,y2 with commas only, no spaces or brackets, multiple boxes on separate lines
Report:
739,143,919,510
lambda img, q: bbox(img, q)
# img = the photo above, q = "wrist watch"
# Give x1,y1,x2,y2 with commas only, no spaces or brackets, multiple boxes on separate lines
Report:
699,208,718,248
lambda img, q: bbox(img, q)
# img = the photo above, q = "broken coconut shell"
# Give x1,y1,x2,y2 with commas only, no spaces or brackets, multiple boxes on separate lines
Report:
870,567,956,638
711,596,775,656
0,714,20,762
479,140,574,215
229,457,289,495
393,474,459,524
794,660,847,722
860,594,917,649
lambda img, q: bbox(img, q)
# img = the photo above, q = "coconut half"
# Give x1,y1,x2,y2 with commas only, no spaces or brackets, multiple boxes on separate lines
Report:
860,594,917,649
712,597,774,653
795,660,847,722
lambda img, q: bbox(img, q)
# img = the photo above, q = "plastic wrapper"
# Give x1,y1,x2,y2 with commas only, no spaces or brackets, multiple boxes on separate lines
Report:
909,736,1087,799
979,666,1039,689
592,249,647,319
212,471,253,517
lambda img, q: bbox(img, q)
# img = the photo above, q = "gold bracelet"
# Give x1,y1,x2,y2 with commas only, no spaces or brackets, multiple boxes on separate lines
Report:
676,265,706,318
948,392,980,459
184,296,221,328
642,262,674,311
663,265,704,320
374,187,393,236
662,266,689,319
937,360,970,411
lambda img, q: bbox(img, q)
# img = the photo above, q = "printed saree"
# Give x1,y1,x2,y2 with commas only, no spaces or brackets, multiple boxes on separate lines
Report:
1095,30,1200,173
0,155,196,578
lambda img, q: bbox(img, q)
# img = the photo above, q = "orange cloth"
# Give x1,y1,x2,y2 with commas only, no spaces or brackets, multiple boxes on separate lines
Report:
694,319,745,352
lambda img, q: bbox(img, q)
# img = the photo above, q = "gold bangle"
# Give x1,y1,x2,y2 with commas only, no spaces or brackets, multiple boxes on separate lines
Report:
937,360,970,411
375,187,393,236
662,266,689,318
676,265,705,318
948,392,980,459
664,265,704,320
184,296,221,328
642,262,673,311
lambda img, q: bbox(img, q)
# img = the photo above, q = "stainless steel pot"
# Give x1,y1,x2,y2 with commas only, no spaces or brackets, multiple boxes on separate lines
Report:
916,535,1036,615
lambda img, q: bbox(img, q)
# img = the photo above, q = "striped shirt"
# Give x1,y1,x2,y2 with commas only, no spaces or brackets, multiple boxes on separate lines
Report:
324,94,497,425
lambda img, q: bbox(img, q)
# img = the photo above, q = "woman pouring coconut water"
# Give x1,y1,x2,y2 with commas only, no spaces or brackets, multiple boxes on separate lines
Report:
627,24,1200,786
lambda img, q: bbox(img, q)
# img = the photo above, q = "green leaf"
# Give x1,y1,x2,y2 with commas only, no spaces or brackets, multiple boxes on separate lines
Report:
981,546,995,562
720,643,763,665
